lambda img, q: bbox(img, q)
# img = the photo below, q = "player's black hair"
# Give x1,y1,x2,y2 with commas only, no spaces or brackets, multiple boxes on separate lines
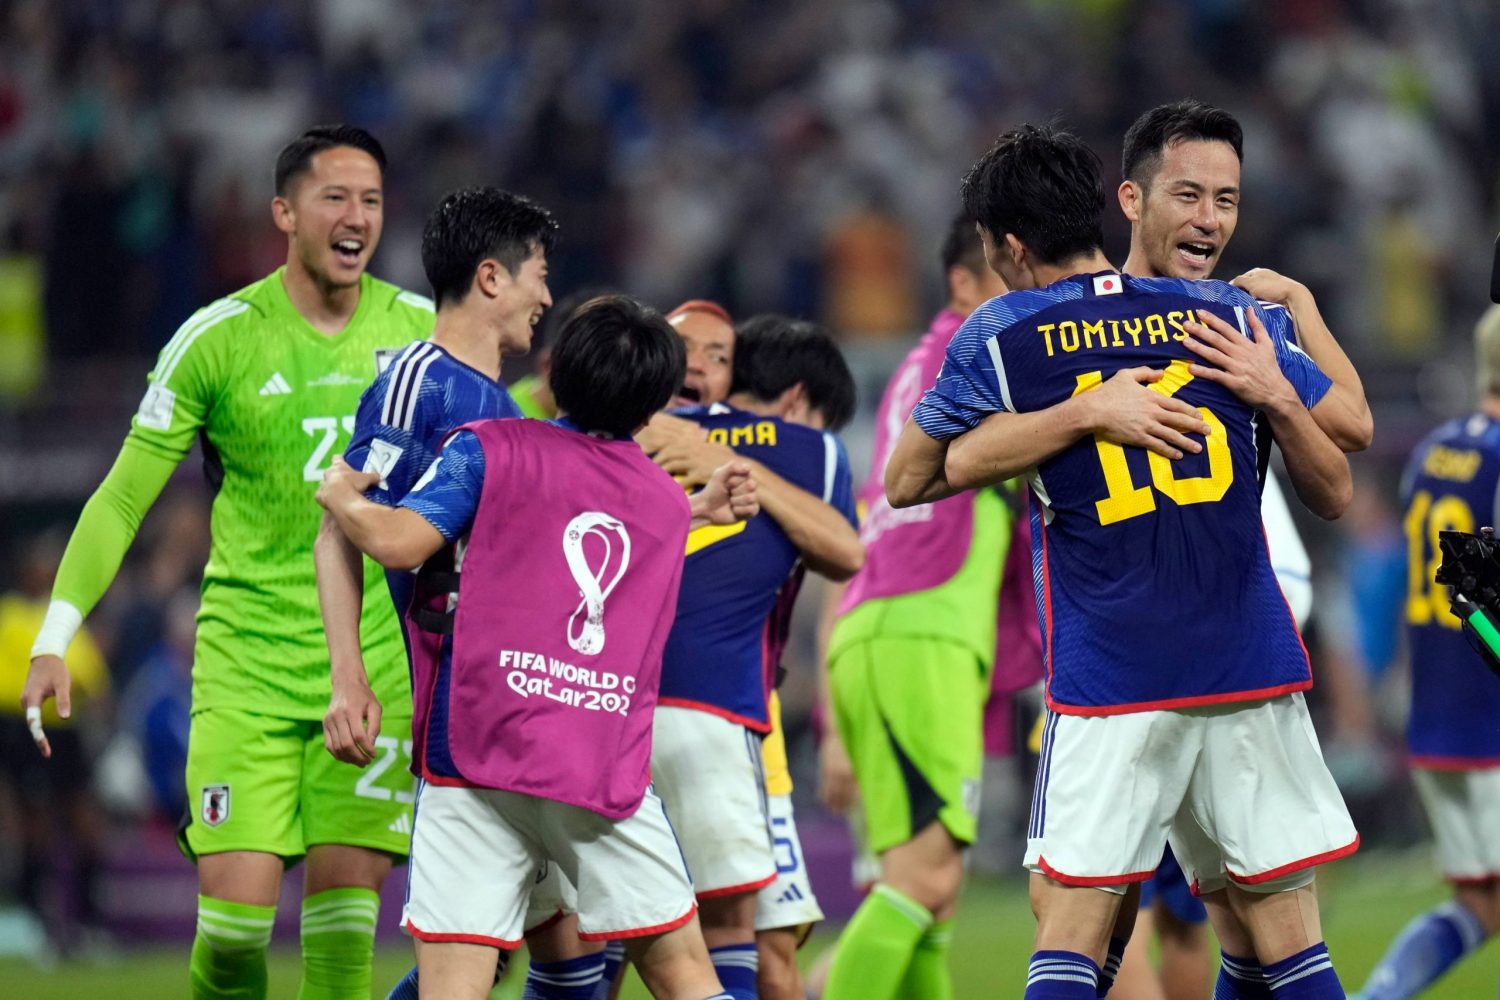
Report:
961,123,1104,266
940,211,988,276
550,295,684,438
730,315,856,432
420,186,559,309
534,286,614,355
1122,100,1244,189
274,125,387,196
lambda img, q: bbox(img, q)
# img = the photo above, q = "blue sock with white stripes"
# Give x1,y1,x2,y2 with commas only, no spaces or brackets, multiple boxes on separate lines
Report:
1354,900,1486,1000
523,951,606,999
594,940,626,999
1264,942,1342,998
1215,951,1271,999
709,943,759,999
1024,950,1099,998
1096,937,1125,996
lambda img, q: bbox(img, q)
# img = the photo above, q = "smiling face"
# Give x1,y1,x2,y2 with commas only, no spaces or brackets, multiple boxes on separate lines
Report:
1121,138,1240,280
669,309,735,407
489,244,552,357
275,145,384,290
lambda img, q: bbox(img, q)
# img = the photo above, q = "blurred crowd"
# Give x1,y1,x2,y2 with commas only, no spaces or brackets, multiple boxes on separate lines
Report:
1,0,1499,953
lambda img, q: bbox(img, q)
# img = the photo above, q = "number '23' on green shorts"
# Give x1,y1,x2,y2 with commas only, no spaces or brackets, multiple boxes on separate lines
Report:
178,707,416,862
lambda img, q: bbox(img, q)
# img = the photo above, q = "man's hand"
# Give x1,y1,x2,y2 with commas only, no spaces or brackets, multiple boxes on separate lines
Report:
316,456,380,511
20,655,72,758
689,461,759,527
652,435,734,490
1183,308,1299,414
636,412,709,457
1231,267,1304,306
1082,367,1212,460
324,667,382,767
818,730,857,814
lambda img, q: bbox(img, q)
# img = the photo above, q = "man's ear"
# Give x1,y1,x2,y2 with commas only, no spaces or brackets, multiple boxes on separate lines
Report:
1004,233,1027,269
473,259,507,301
776,382,809,421
271,196,295,236
1118,179,1143,223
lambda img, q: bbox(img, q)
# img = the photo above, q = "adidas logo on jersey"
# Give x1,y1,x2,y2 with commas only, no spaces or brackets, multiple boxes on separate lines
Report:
258,372,293,396
776,884,804,904
388,812,412,835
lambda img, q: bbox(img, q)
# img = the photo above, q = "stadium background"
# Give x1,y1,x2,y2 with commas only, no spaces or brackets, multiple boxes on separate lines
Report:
1,0,1499,995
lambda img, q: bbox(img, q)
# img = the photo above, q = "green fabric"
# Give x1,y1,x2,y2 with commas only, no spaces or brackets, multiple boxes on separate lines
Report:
57,268,434,719
298,887,380,1000
828,488,1011,671
190,895,275,1000
898,918,955,1000
507,374,551,419
180,709,414,860
829,636,987,852
823,883,932,1000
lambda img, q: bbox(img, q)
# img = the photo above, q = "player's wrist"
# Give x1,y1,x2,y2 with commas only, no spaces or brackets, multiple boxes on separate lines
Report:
30,600,83,660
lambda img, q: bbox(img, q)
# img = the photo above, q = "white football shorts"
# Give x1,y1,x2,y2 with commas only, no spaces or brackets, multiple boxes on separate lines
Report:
1024,694,1357,894
1412,767,1500,884
754,793,825,935
402,779,696,947
652,706,777,898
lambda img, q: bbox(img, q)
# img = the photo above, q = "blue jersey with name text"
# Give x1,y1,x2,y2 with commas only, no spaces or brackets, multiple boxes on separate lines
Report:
912,272,1330,715
658,404,857,731
344,340,523,619
1400,413,1500,766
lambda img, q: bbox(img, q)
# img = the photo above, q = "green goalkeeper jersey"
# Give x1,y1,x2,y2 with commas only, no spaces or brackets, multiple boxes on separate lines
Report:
120,268,433,718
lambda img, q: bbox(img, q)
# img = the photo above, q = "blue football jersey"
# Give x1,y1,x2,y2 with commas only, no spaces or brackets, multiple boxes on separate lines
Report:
912,272,1331,714
344,341,523,618
658,404,857,730
1400,413,1500,766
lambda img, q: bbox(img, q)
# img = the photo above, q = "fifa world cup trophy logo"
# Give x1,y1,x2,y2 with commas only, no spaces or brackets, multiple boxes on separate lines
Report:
563,512,632,655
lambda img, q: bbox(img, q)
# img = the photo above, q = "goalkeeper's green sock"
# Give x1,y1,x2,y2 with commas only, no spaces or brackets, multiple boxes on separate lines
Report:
897,917,955,1000
190,894,276,1000
823,883,933,1000
298,887,380,1000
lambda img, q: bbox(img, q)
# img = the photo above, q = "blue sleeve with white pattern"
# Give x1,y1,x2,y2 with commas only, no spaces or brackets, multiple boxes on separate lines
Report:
910,311,1008,441
399,430,487,541
1253,302,1331,411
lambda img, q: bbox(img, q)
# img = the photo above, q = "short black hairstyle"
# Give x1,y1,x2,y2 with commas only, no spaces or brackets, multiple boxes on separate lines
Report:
420,186,559,309
960,123,1104,266
1122,100,1244,189
940,211,987,275
731,315,856,431
550,295,684,438
274,125,387,196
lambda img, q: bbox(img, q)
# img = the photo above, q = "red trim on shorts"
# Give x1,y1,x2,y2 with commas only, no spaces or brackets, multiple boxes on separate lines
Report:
403,919,523,950
1448,873,1500,887
1410,755,1500,771
695,871,778,901
1044,680,1313,717
578,903,698,941
657,698,771,734
524,910,566,935
1037,856,1156,887
1226,834,1360,885
418,763,477,787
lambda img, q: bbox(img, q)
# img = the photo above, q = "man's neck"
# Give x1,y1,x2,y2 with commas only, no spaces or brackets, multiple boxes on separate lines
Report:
1481,396,1500,421
1121,245,1153,278
724,394,775,417
431,310,503,381
945,298,972,319
281,257,362,336
1030,249,1115,288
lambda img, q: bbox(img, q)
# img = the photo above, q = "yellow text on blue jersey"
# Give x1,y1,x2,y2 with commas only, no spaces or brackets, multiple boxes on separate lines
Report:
1035,308,1203,358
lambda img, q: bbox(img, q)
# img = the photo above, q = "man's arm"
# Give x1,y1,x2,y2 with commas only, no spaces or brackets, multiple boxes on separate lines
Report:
1233,269,1373,452
316,459,447,571
1183,310,1351,519
315,513,383,766
687,461,760,529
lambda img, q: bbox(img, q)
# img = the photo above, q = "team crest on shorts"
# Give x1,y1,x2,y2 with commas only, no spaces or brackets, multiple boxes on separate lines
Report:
202,784,231,827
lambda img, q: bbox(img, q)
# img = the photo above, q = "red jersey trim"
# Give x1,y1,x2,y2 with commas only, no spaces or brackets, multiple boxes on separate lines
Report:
1045,679,1313,717
578,902,698,941
1410,755,1500,771
696,871,778,901
1226,835,1360,885
403,919,524,951
657,698,772,734
1037,855,1156,887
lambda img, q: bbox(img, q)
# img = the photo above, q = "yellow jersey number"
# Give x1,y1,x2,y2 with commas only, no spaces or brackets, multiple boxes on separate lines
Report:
1404,489,1474,629
1072,360,1233,526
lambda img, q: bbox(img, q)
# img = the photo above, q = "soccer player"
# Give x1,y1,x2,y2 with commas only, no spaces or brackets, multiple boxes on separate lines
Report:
21,125,435,1000
315,294,756,1000
1350,304,1500,999
645,314,859,1000
885,123,1357,999
1112,99,1365,999
505,287,611,420
818,212,1011,1000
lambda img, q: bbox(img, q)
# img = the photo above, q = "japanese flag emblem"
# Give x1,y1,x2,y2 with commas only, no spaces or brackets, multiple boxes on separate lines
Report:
1093,274,1122,296
202,784,231,827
